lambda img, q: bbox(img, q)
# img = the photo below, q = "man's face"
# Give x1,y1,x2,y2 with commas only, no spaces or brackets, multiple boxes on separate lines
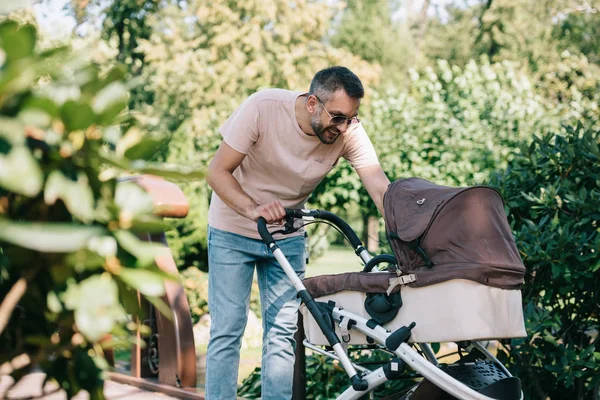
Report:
310,89,361,145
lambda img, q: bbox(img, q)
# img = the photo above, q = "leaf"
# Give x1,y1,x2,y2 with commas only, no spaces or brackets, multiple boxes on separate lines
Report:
44,171,95,223
118,268,166,297
47,291,63,313
129,215,172,233
129,160,206,180
124,137,167,160
145,295,173,321
92,82,128,114
92,82,128,125
65,275,125,342
114,181,154,217
116,127,144,157
98,152,205,180
61,101,95,131
19,108,51,128
0,117,25,145
113,230,166,267
0,220,104,253
0,146,43,196
0,21,36,63
23,96,60,118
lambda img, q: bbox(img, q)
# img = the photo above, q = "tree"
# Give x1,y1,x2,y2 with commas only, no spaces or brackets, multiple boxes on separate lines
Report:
329,0,413,85
554,9,600,65
423,0,600,72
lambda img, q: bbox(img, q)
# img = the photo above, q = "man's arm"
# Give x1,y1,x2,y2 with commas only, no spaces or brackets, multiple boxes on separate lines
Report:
356,165,391,216
206,141,285,223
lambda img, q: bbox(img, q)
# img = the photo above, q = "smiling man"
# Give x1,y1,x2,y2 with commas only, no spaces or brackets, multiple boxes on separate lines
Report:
205,66,390,399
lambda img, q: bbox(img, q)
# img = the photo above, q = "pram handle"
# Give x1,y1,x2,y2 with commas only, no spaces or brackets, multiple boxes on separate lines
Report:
257,208,364,250
288,208,364,248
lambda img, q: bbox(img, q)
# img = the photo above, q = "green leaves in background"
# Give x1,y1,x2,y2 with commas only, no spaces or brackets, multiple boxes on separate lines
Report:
491,124,600,399
0,220,104,253
62,275,125,342
0,20,36,63
118,268,165,297
45,171,95,223
0,18,201,398
0,146,43,196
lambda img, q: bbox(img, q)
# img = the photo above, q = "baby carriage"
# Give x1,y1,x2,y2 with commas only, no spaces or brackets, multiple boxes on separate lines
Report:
257,178,527,399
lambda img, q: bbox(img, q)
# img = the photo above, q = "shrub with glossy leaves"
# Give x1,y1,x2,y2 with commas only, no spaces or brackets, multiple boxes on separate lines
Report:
0,21,202,398
491,124,600,399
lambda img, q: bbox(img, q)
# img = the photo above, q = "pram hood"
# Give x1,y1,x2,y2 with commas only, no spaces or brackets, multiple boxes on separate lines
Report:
383,178,525,289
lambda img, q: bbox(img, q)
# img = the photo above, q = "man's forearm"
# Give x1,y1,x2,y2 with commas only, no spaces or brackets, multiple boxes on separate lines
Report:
207,170,257,220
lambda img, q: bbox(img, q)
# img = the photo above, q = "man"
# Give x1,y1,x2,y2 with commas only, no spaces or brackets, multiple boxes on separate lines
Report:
205,66,390,399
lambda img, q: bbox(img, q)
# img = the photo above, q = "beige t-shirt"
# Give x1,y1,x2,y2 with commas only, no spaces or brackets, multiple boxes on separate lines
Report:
208,89,380,239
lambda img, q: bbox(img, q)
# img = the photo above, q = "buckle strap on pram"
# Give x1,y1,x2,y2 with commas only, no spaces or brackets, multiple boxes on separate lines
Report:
387,274,417,295
339,316,352,344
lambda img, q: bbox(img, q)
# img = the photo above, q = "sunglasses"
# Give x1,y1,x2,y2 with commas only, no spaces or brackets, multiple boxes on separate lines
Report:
315,95,360,127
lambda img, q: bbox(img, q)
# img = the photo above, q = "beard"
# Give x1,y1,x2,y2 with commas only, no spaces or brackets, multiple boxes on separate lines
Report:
310,113,341,145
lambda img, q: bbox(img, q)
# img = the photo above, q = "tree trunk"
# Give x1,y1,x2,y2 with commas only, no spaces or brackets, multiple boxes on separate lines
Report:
413,0,431,59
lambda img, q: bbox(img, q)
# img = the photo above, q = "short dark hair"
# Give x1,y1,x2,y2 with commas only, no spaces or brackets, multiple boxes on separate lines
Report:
309,66,364,102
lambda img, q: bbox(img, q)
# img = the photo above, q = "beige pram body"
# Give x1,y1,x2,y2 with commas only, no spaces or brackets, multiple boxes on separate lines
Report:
302,277,526,345
303,177,526,346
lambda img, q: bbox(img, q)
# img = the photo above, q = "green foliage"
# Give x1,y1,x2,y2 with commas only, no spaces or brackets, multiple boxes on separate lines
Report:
311,57,557,216
422,1,600,75
491,124,600,399
238,349,416,399
180,266,208,324
554,10,600,65
535,51,600,130
330,0,411,85
166,181,209,272
0,20,201,397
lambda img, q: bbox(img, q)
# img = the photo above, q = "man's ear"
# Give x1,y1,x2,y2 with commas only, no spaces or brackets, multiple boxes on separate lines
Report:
307,94,319,113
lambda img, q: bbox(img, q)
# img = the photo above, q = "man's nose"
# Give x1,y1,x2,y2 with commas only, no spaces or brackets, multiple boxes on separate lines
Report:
337,120,350,133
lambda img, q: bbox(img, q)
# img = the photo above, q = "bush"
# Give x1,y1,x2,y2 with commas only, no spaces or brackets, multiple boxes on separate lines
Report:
0,21,201,397
491,124,600,399
238,349,416,399
180,267,209,324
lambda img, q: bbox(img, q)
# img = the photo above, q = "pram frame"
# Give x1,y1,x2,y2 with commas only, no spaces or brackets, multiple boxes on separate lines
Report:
257,208,523,400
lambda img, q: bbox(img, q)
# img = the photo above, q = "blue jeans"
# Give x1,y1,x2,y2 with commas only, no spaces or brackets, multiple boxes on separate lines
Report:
205,226,305,400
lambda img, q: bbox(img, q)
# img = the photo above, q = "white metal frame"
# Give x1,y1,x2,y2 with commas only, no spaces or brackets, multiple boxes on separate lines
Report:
269,240,523,400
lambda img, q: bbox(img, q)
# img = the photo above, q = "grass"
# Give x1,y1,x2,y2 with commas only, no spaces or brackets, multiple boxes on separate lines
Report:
306,245,363,277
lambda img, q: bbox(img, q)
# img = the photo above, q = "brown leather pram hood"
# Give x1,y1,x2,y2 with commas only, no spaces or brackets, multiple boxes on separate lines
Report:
383,178,525,289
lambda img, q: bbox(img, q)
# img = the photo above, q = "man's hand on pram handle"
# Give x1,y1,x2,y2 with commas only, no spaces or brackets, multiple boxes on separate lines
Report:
249,200,286,224
258,208,375,268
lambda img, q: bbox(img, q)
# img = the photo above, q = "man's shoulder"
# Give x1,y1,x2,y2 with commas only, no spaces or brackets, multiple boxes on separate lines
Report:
250,88,300,104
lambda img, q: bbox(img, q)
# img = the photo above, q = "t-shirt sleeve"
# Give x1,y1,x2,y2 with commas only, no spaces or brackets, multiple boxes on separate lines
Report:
342,123,380,170
219,93,261,154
